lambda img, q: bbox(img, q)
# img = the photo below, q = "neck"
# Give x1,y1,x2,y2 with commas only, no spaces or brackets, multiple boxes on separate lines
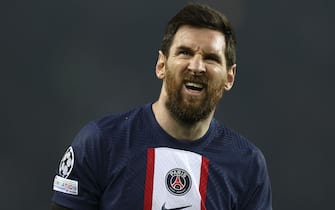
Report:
152,100,213,141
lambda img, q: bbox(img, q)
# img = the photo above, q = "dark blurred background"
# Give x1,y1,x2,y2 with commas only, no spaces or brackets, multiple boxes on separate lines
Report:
1,0,334,209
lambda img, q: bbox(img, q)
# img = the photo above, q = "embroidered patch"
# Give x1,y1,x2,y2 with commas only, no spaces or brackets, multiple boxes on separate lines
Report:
165,168,192,196
53,175,78,195
58,146,74,178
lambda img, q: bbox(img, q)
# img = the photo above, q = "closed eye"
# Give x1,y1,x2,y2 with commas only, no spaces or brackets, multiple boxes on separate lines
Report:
204,54,222,64
179,50,192,56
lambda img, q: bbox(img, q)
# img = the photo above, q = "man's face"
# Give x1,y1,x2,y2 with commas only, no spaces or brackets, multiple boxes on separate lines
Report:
157,25,235,124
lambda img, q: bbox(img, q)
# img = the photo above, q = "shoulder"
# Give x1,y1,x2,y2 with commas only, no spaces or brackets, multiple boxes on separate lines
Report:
76,105,147,139
210,121,271,198
71,104,149,154
69,104,151,178
94,104,148,132
209,120,267,170
220,127,272,208
213,120,262,153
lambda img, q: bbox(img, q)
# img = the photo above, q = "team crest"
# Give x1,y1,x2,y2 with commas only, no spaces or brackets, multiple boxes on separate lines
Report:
165,168,192,196
58,146,74,178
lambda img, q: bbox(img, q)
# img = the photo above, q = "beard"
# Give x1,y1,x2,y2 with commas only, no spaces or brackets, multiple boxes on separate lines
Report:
164,66,225,125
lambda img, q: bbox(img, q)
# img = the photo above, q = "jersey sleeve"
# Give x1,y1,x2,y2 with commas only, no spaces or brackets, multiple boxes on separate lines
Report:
52,121,107,210
241,150,272,210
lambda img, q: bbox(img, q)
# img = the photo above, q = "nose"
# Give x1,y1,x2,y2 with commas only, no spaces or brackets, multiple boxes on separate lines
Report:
188,54,206,75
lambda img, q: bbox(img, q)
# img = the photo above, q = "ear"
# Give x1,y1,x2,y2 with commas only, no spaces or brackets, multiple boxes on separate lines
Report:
224,64,236,91
155,51,166,79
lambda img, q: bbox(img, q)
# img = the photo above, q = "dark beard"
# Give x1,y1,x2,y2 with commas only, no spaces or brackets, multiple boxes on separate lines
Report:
165,68,224,125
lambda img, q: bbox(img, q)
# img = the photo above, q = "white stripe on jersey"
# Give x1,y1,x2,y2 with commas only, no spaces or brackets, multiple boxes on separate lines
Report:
149,147,206,210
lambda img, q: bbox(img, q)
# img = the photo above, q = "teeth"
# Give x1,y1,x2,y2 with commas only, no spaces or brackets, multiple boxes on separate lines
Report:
185,82,203,88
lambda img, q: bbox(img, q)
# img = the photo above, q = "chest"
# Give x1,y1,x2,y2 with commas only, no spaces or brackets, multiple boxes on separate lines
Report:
100,147,237,210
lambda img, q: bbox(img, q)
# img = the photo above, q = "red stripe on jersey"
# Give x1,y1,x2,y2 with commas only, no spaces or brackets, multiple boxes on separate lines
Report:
199,157,209,210
144,148,155,210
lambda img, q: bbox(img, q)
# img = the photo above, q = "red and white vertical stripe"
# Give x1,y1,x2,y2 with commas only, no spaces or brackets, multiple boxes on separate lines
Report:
144,147,209,210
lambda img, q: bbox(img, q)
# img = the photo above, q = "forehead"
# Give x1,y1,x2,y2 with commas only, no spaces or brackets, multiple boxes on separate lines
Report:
171,25,226,54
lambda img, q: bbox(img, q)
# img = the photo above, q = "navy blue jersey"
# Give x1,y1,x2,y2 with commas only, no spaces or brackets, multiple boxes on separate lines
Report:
52,103,272,210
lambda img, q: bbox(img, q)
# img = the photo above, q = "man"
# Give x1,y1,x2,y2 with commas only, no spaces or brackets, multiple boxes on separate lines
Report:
52,3,272,210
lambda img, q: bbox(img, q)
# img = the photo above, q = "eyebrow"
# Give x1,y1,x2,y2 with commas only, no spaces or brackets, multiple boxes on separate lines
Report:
175,45,222,64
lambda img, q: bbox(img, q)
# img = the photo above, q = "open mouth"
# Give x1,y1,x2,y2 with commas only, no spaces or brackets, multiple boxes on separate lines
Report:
185,82,205,91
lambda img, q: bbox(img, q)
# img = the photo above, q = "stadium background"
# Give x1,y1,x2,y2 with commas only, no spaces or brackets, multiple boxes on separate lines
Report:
1,0,334,209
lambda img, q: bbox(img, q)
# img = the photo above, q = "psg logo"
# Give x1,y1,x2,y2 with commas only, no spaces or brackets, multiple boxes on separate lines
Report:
58,146,74,178
165,168,192,196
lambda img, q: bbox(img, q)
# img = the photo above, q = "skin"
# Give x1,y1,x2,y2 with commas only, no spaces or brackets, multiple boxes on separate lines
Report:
152,25,236,141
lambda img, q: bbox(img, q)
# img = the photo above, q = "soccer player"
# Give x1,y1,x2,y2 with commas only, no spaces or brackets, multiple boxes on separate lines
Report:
51,3,272,210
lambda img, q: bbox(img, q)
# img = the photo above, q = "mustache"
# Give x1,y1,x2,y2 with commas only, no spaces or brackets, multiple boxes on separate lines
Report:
183,74,208,86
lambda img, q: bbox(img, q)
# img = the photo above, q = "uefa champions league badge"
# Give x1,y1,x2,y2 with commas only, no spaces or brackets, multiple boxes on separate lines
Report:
58,146,74,178
53,146,78,195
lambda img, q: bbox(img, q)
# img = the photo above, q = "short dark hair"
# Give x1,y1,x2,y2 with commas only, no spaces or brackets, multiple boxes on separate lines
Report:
160,3,237,68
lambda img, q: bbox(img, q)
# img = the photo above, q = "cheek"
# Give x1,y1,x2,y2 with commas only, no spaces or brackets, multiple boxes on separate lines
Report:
209,70,227,88
165,68,182,92
166,64,185,83
166,58,189,74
